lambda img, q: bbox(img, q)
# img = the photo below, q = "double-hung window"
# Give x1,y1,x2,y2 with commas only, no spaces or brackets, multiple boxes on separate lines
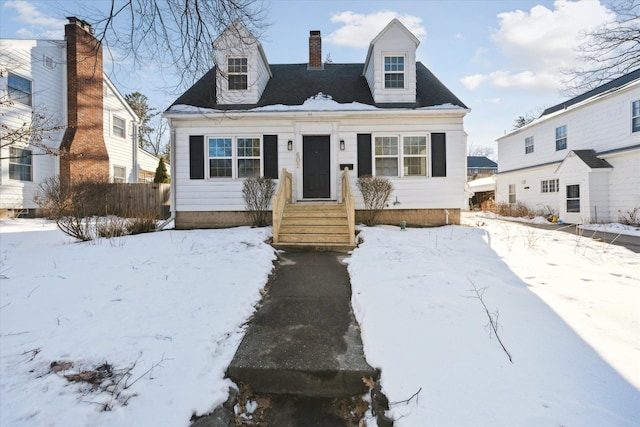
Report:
403,136,427,176
237,137,261,178
113,165,126,183
208,138,233,177
541,179,559,193
525,136,534,154
113,115,126,138
633,100,640,133
508,184,516,204
384,56,405,89
566,184,580,213
374,136,399,176
9,147,32,181
228,57,248,90
8,73,32,106
555,125,567,151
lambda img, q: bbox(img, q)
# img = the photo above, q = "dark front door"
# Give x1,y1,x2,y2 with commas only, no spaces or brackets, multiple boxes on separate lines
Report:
303,135,331,198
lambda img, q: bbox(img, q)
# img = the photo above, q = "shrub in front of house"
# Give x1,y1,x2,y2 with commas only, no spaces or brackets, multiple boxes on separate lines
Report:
242,177,276,227
357,176,393,226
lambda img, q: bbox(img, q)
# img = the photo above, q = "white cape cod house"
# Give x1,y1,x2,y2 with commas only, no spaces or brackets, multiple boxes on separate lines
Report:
0,17,163,217
165,19,469,246
496,69,640,224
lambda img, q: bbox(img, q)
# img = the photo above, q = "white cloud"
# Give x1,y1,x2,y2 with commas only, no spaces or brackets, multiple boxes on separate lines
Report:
460,74,488,90
464,0,615,91
325,10,426,48
4,0,65,39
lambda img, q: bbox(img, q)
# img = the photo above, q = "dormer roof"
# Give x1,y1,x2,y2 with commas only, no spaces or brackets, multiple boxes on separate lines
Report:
363,18,420,74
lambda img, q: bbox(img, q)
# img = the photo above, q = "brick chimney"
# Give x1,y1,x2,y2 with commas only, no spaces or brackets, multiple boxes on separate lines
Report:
308,30,322,70
60,16,109,188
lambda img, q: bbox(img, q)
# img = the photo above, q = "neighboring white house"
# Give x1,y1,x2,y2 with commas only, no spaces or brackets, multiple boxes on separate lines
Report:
0,17,163,216
496,69,640,224
164,19,470,228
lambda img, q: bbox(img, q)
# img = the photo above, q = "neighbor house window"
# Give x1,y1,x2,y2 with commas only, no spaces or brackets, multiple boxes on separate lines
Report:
138,171,154,183
228,57,248,90
113,165,126,183
8,72,32,106
375,136,399,176
633,100,640,133
208,137,233,177
403,136,427,176
9,147,32,181
566,184,580,213
555,125,567,151
541,179,559,193
43,55,55,69
525,136,534,154
113,115,126,138
508,184,516,204
237,137,261,178
384,56,405,89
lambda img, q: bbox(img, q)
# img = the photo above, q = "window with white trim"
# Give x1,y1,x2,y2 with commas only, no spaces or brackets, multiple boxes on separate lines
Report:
555,125,567,151
9,147,32,181
375,136,399,176
508,184,516,204
113,165,126,183
632,100,640,133
525,136,534,154
8,73,32,106
113,115,126,138
237,137,261,178
402,136,427,176
384,56,405,89
566,184,580,213
208,137,233,177
541,179,559,193
228,57,248,90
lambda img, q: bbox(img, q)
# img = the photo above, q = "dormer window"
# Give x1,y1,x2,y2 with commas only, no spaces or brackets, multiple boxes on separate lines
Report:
228,57,248,90
384,55,405,89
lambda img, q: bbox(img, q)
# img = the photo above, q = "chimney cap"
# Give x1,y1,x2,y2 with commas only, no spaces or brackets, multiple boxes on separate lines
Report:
67,16,93,32
310,30,321,36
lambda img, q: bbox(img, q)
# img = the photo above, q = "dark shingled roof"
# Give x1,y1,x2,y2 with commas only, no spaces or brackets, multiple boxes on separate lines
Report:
541,68,640,117
572,150,613,169
170,62,467,110
467,156,498,168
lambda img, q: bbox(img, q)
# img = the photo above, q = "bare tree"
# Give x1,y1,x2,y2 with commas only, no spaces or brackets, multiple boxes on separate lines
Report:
467,143,495,159
83,0,269,89
0,95,64,159
147,114,169,158
562,0,640,94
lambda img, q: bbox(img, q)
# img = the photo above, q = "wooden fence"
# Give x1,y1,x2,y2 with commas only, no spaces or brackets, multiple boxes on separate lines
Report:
108,183,170,218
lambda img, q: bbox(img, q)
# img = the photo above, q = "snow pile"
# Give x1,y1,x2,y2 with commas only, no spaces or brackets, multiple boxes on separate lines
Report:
1,217,638,426
579,222,640,237
0,220,276,426
348,219,639,426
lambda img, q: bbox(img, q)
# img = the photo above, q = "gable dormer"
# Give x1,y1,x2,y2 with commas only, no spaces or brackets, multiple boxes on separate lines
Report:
363,19,420,104
213,22,271,105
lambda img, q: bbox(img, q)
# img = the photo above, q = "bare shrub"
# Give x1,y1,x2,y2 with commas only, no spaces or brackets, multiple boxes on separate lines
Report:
96,216,129,238
536,205,558,222
357,176,393,226
56,216,95,242
492,202,532,218
127,210,157,235
618,207,640,226
242,177,276,227
33,176,71,219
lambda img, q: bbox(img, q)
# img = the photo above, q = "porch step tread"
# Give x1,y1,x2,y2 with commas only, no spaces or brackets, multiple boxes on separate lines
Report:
279,225,350,233
278,234,352,244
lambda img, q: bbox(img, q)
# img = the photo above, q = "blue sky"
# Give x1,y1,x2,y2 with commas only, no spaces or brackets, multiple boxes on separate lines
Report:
0,0,620,157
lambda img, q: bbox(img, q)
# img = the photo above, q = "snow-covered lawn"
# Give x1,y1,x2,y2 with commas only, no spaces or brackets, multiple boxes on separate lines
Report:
1,216,638,426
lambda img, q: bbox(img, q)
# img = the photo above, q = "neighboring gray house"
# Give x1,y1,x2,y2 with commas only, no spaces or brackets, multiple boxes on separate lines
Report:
467,156,497,180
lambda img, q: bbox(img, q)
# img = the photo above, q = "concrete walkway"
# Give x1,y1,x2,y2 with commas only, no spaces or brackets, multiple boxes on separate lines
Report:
227,251,377,398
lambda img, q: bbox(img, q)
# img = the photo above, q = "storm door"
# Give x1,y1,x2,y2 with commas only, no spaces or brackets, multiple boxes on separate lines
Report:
302,135,331,198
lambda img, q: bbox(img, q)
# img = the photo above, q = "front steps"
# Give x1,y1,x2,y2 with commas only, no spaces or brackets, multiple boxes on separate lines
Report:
273,203,355,251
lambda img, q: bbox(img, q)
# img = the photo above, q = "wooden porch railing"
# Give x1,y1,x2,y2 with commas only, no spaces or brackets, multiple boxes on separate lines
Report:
341,167,356,246
272,168,292,244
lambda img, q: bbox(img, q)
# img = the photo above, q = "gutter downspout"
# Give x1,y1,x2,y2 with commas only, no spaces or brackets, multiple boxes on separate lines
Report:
157,119,176,230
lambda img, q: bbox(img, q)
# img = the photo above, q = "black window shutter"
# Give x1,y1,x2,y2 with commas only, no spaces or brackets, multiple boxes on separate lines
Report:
189,135,205,180
431,133,447,177
263,135,278,179
357,134,372,177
